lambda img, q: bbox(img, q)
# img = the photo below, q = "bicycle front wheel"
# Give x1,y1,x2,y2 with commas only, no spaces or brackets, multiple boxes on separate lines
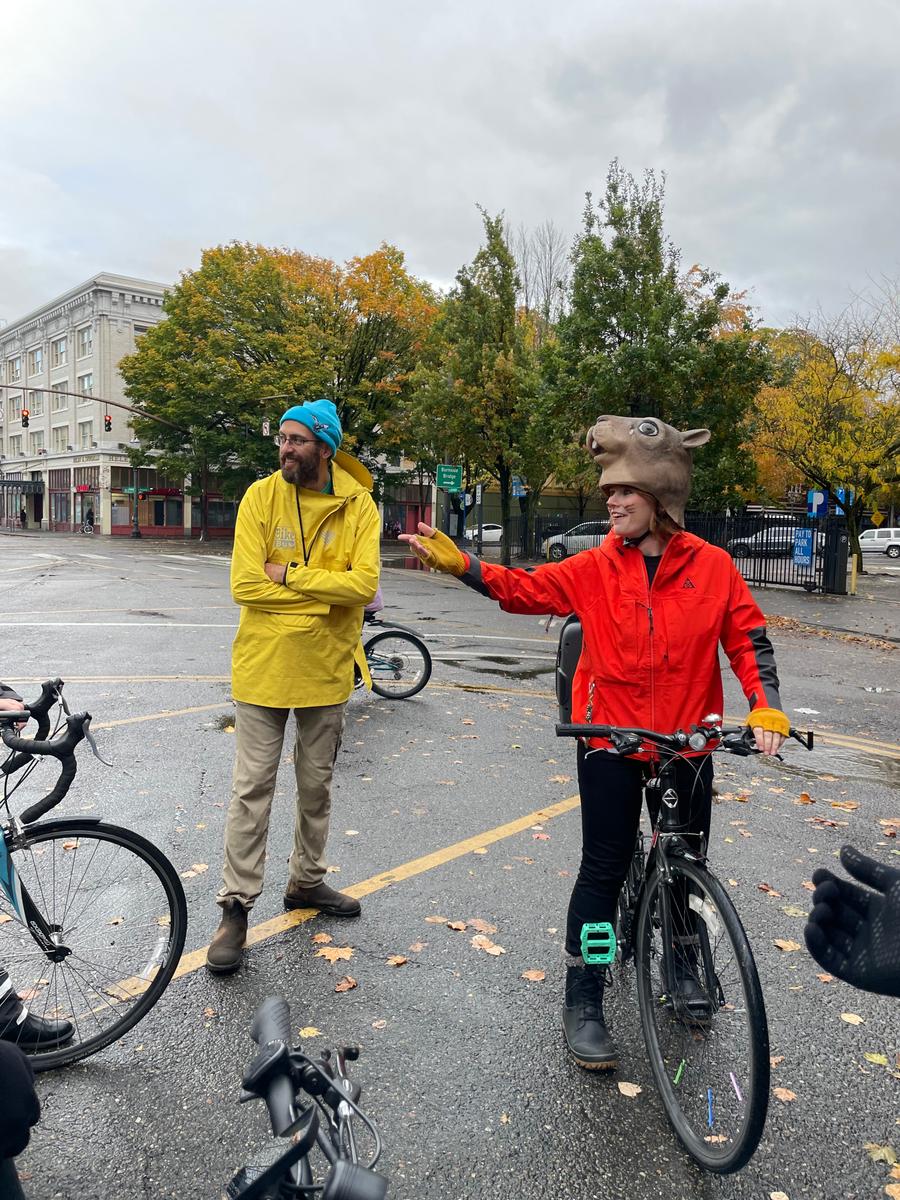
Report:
635,858,769,1174
0,820,187,1070
365,631,432,699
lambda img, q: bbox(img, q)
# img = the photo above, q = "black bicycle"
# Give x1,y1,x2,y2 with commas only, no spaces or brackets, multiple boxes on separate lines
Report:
0,679,187,1070
556,716,813,1174
224,995,387,1199
362,611,432,699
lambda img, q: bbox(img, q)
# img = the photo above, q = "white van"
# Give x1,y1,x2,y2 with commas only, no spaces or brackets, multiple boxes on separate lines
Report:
858,528,900,559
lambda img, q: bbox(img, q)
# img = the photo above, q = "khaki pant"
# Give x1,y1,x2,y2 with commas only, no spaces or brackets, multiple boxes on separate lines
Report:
217,700,346,909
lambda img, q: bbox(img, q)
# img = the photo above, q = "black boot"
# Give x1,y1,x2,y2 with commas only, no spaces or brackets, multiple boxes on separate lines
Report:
562,964,617,1070
0,1009,75,1051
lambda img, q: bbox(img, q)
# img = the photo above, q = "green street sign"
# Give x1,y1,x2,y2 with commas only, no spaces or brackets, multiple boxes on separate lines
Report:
436,464,463,491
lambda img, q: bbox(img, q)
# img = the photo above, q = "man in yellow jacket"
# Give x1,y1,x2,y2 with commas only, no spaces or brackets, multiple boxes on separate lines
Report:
207,400,380,974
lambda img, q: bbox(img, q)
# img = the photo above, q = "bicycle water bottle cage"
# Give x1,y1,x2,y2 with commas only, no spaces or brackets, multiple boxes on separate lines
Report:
580,922,616,966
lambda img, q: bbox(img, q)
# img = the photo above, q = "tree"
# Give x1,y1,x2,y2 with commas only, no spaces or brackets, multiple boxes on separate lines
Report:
557,161,772,509
756,300,900,564
119,241,436,505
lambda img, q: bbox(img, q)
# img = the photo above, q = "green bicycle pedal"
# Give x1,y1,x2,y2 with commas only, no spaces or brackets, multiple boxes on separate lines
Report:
580,922,616,966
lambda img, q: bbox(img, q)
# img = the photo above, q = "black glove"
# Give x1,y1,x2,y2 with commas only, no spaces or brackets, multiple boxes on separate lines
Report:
804,844,900,998
0,1042,40,1158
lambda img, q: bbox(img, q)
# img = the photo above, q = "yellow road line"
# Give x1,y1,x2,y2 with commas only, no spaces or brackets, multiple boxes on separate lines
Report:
173,792,582,978
92,704,231,730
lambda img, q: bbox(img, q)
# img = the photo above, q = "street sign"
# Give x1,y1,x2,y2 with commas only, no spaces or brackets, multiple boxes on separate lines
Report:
807,489,828,517
511,475,526,498
793,528,814,567
436,464,463,491
475,483,483,504
870,510,885,527
262,419,271,437
835,487,854,512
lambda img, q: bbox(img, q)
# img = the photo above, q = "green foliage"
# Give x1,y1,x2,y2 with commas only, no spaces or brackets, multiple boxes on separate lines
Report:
557,161,772,509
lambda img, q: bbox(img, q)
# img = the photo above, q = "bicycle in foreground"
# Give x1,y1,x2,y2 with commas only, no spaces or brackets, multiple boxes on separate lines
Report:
0,679,187,1070
224,995,387,1199
556,715,813,1174
360,610,432,699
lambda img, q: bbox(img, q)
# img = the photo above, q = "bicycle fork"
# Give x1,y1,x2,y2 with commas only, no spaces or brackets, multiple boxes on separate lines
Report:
0,827,71,961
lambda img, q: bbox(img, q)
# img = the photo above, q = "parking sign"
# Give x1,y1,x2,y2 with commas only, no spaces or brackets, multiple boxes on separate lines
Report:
793,528,814,567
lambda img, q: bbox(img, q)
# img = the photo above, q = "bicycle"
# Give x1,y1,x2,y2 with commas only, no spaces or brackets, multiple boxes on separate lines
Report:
556,715,813,1174
224,994,388,1199
361,610,432,699
80,522,94,535
0,679,187,1071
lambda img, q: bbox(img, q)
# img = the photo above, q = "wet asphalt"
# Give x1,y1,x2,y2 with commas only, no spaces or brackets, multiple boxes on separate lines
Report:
1,533,898,1200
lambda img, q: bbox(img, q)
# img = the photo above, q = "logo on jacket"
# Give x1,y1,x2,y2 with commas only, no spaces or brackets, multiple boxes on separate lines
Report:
274,527,296,550
321,529,335,548
682,578,695,589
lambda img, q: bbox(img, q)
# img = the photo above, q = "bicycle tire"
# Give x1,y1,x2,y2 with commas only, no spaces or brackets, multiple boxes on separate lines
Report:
635,858,769,1173
0,819,187,1071
365,631,432,699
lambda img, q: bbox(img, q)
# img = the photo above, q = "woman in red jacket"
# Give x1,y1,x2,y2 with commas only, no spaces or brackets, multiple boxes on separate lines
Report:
400,416,790,1070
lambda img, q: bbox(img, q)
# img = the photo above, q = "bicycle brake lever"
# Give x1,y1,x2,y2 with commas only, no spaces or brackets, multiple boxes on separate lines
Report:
81,716,114,767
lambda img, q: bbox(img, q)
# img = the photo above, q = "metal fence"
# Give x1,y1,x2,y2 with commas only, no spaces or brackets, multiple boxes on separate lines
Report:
494,511,848,593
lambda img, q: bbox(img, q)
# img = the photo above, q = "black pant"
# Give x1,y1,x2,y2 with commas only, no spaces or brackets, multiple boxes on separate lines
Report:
565,745,713,956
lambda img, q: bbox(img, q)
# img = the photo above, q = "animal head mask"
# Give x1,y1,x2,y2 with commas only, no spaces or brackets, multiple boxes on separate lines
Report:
586,415,711,527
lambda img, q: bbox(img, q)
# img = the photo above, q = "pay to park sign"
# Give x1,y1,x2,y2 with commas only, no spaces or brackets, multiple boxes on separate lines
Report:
436,464,463,492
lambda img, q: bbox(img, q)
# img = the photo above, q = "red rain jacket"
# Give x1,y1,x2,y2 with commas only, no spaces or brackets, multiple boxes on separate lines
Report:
462,531,782,748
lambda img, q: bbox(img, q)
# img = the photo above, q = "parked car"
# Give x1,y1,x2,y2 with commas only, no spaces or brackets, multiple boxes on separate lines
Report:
463,522,503,545
727,527,824,560
858,527,900,559
541,520,609,562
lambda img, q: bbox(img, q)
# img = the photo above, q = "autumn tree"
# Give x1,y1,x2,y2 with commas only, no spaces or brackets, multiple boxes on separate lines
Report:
557,161,772,509
756,299,900,563
119,241,436,502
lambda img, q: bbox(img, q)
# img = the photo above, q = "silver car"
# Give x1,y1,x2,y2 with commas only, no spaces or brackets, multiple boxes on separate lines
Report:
542,520,609,562
858,527,900,559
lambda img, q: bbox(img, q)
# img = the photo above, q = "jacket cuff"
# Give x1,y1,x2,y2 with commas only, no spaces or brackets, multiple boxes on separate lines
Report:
460,554,490,598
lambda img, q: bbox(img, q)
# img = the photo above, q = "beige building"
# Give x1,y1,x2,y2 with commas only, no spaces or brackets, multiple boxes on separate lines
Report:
0,271,201,535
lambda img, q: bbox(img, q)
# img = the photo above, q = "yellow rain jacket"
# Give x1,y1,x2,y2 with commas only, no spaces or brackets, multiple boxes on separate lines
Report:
230,450,380,709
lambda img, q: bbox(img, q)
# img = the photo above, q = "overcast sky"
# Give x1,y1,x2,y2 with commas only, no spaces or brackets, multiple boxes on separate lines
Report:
1,0,898,328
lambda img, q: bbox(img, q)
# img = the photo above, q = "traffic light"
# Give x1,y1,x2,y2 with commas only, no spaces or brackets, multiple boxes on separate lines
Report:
104,413,112,432
21,408,29,428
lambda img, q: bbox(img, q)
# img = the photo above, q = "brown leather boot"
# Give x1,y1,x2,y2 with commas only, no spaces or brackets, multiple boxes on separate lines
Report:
284,880,361,917
206,899,249,974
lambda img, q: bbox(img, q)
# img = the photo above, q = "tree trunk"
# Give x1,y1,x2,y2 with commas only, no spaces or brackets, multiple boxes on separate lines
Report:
498,461,512,566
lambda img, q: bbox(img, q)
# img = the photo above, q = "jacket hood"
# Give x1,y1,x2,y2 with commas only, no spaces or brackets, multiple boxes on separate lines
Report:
332,449,373,495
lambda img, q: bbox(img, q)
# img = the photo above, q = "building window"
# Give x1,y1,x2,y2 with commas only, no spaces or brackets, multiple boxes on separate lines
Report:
27,347,43,376
51,384,69,412
30,431,45,454
77,325,93,358
28,390,44,417
77,373,93,400
133,325,150,339
8,394,22,421
7,356,22,382
51,426,69,453
50,337,67,368
9,435,22,456
77,421,94,450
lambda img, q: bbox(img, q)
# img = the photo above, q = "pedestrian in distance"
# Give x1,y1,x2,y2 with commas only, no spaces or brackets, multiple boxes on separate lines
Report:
805,843,900,998
85,507,94,528
18,508,26,531
0,683,75,1052
400,414,790,1071
206,400,381,975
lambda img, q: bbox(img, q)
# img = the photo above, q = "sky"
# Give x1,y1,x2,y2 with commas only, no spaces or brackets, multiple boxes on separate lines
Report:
1,0,898,328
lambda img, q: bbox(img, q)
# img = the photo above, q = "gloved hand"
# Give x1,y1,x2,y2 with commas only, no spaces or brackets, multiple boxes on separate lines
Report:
398,523,468,577
804,844,900,998
746,706,789,756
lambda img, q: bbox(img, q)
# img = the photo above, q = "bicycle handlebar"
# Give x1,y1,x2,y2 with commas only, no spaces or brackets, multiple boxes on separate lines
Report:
248,996,297,1138
0,679,92,823
555,720,814,756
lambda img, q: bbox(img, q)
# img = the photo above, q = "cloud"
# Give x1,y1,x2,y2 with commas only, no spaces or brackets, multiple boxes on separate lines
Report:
0,0,897,326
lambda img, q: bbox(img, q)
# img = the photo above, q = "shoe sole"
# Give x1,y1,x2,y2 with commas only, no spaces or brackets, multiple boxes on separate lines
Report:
205,956,243,975
573,1056,618,1071
283,897,361,917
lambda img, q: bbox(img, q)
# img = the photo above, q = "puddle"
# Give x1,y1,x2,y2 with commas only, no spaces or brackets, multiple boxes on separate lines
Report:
776,743,900,789
381,555,431,572
439,657,553,681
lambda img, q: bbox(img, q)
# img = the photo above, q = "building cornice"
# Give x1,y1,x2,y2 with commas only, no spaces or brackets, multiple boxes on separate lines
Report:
1,273,169,343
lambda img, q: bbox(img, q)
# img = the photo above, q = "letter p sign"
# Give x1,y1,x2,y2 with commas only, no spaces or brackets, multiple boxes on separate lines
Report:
806,489,829,517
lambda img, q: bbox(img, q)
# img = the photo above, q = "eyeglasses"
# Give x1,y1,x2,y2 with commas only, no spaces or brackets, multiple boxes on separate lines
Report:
274,432,319,448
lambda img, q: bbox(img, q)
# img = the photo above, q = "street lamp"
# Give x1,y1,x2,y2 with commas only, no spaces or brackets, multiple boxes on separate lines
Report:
130,439,142,539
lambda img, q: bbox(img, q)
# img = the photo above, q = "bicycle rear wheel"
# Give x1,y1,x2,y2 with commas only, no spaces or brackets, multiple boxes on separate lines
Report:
365,631,432,699
0,819,187,1070
635,858,769,1173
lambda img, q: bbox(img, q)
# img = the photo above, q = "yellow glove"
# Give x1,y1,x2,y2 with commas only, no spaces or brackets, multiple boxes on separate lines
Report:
415,528,467,576
746,707,790,736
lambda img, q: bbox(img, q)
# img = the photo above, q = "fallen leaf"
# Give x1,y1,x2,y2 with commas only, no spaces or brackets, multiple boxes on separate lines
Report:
770,1055,785,1067
774,939,802,952
62,840,78,850
802,880,816,891
408,941,427,953
462,718,475,726
768,787,785,794
884,1183,900,1200
865,1052,889,1066
816,973,834,983
471,934,505,955
190,863,209,874
298,1026,321,1038
203,1006,217,1019
334,976,357,993
522,969,546,982
446,921,467,932
371,1019,387,1029
739,828,753,838
758,883,782,897
472,847,488,855
425,915,448,925
157,914,171,927
781,905,807,918
795,792,815,805
728,879,739,887
326,865,341,873
864,1143,898,1165
344,829,359,836
770,1192,790,1200
0,914,11,925
109,916,124,926
831,800,859,812
840,1012,864,1025
387,955,408,967
468,918,498,934
311,933,333,945
617,1081,642,1098
773,1087,797,1103
315,946,354,964
533,832,550,841
549,774,573,784
499,1112,510,1125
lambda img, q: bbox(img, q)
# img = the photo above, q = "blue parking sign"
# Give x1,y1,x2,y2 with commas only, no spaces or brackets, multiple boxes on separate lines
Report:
807,489,828,517
793,528,814,567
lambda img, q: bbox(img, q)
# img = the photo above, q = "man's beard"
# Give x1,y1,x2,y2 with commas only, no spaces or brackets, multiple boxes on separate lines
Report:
281,455,320,488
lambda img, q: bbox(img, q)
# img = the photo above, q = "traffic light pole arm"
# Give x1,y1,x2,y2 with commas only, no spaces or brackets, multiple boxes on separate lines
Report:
0,383,189,435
